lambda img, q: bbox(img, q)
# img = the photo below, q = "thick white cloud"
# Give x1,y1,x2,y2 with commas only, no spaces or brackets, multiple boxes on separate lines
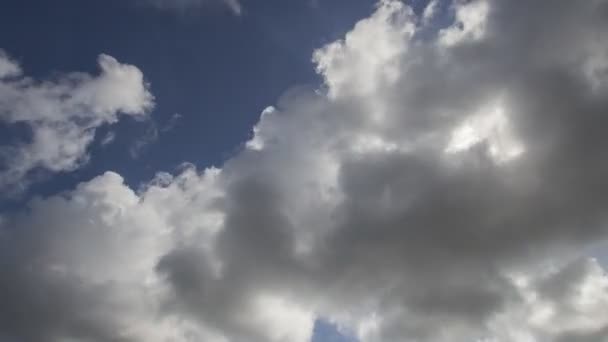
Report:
2,0,608,341
313,0,415,99
0,52,153,193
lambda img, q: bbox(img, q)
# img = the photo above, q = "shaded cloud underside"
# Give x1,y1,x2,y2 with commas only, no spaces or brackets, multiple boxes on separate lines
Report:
2,0,608,341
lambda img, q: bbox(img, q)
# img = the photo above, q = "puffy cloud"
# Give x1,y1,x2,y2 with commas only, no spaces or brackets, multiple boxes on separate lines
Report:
439,0,490,46
100,131,116,147
3,0,608,341
0,52,153,193
129,113,183,159
313,0,416,99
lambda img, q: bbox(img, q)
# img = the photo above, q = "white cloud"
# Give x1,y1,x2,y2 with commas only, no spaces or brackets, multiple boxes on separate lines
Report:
130,121,159,159
313,0,415,99
445,99,524,163
2,0,608,341
0,167,316,342
439,0,490,46
0,52,153,192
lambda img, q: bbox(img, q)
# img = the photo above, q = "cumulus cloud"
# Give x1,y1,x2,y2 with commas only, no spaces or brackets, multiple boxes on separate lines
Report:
0,52,153,193
2,0,608,341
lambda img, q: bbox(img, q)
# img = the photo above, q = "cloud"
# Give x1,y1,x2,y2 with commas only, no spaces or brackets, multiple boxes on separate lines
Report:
160,113,182,133
129,122,159,159
2,0,608,341
0,52,154,193
129,113,183,159
141,0,243,15
99,131,116,147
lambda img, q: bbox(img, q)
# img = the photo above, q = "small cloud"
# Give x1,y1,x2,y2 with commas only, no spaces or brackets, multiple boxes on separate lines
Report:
140,0,243,15
222,0,242,15
99,131,116,147
129,113,182,159
422,0,438,24
0,50,153,193
160,113,183,133
129,122,159,159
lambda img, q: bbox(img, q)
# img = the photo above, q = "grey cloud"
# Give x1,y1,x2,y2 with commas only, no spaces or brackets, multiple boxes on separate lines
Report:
0,173,169,342
2,0,608,341
555,327,608,342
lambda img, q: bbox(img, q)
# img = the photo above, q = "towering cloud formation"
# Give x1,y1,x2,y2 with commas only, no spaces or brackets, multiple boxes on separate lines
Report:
1,0,608,341
0,52,153,193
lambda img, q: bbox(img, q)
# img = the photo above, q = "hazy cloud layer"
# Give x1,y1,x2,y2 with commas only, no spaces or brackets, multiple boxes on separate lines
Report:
2,0,608,341
0,52,153,193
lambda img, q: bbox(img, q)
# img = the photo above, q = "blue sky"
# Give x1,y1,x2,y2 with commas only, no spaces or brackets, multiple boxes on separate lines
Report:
313,320,358,342
2,1,608,341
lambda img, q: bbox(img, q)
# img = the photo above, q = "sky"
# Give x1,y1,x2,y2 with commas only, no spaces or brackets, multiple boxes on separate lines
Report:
1,0,608,341
0,0,381,198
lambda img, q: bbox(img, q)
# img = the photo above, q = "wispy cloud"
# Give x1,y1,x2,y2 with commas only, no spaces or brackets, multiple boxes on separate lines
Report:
0,52,153,194
141,0,243,15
